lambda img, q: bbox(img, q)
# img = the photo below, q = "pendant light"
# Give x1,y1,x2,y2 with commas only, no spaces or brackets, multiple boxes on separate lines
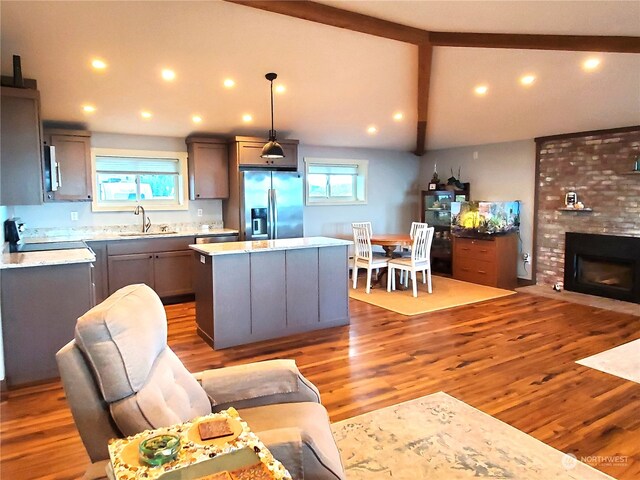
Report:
261,72,285,159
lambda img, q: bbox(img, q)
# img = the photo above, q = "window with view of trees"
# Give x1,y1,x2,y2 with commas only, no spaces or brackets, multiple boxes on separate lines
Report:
304,158,368,205
92,149,188,211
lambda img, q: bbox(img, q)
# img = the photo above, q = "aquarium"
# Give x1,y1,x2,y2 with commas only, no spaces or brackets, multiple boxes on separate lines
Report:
451,201,520,237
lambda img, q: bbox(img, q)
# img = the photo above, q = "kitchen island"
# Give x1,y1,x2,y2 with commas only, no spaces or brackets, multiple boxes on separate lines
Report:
190,236,351,349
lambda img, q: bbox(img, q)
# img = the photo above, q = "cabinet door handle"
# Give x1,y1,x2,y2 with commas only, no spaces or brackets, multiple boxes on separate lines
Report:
57,160,63,188
478,270,487,274
480,249,488,253
461,268,470,272
149,255,153,259
461,247,470,251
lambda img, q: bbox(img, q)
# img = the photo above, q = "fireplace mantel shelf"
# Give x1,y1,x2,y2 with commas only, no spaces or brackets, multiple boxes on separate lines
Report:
557,208,593,213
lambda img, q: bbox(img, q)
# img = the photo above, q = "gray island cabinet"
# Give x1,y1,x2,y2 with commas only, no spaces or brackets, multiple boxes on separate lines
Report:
190,237,351,349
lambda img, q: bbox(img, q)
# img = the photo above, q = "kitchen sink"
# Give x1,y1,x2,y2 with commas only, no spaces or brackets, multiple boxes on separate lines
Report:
119,231,178,237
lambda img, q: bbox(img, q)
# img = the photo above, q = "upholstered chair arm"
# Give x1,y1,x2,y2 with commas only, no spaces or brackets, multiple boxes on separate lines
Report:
193,360,321,410
258,427,345,480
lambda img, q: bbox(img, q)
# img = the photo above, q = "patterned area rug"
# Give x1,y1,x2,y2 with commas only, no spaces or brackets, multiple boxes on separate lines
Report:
577,339,640,383
349,275,515,316
331,392,612,479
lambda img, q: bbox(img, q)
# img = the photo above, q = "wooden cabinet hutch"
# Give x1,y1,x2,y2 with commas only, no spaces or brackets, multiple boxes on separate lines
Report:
421,184,470,272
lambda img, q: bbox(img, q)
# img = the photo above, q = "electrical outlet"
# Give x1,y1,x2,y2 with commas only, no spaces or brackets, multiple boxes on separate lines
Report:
197,209,203,217
522,253,531,264
70,211,79,221
473,151,479,160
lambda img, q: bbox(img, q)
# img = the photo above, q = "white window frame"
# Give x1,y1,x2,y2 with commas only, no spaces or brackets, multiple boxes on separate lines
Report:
91,148,189,212
304,158,368,206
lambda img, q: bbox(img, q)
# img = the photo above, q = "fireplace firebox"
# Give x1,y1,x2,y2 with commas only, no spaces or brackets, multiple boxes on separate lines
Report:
564,233,640,304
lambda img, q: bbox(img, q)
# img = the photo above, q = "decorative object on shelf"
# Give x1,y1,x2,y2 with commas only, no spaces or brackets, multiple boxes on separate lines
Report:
447,167,465,190
634,155,640,172
260,72,285,159
428,163,440,190
564,191,577,208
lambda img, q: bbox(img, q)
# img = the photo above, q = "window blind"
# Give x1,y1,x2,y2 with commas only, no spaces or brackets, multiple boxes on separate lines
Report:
95,156,180,174
307,164,358,175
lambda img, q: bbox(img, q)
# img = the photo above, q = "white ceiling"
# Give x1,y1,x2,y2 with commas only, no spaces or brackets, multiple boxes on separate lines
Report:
1,1,639,152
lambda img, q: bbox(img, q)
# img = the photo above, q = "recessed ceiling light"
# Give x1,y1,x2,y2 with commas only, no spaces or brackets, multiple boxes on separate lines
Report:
224,79,235,88
583,58,601,71
393,112,404,121
82,105,96,113
91,59,107,70
367,126,378,135
520,75,536,86
474,85,489,96
192,115,202,124
242,114,253,123
141,111,152,119
161,69,176,81
275,84,286,94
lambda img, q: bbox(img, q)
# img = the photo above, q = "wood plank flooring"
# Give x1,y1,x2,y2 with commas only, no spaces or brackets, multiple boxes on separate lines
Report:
1,292,639,479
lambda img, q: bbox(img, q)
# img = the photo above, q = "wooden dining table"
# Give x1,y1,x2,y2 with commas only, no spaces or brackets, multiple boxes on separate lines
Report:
370,234,412,257
368,233,412,290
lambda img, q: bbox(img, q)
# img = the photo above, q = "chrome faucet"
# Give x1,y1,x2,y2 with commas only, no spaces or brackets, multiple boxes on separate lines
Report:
134,205,151,233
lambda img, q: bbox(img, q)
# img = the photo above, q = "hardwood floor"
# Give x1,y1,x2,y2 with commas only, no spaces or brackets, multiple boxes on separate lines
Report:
1,292,639,479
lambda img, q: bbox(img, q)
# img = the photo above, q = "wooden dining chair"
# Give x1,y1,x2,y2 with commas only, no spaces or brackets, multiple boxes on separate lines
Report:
352,224,388,294
400,221,427,283
387,224,434,297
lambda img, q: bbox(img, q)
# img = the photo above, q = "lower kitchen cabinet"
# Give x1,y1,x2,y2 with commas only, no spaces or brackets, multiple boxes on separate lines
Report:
154,251,193,297
108,253,155,293
86,241,108,304
1,262,93,386
106,237,196,300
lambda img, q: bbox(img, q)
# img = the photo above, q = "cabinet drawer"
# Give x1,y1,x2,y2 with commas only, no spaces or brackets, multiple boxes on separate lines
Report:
238,142,297,169
453,257,497,286
454,238,496,260
107,237,195,255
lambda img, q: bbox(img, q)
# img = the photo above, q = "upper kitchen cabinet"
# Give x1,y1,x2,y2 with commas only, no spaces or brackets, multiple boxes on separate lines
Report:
1,86,44,205
43,129,92,201
186,136,229,200
230,136,299,170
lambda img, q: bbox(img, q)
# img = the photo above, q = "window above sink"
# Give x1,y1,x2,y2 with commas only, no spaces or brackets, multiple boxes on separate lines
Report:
91,148,189,212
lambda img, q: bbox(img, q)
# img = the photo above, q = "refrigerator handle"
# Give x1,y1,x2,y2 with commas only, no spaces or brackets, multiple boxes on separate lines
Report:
272,189,278,239
267,188,274,239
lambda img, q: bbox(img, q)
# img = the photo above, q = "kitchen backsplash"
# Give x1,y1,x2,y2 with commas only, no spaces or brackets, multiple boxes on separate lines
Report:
5,198,223,234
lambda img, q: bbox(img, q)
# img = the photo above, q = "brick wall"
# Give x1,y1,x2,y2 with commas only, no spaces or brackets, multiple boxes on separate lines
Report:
535,127,640,286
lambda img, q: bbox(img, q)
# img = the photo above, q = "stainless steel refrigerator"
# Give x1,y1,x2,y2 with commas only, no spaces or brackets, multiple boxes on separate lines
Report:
240,170,303,240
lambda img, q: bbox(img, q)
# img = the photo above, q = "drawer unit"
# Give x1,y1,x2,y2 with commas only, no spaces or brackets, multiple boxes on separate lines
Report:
454,237,496,261
452,234,518,290
454,256,498,286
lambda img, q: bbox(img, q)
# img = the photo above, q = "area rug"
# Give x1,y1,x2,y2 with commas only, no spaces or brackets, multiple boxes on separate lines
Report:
576,339,640,383
349,275,515,315
331,391,612,479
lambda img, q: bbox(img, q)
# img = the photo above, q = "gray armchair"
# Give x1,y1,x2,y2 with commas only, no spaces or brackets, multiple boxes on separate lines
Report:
56,284,345,480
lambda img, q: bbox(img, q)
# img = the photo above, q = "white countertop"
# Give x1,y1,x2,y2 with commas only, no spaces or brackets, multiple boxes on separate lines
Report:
23,228,239,243
189,236,352,256
0,248,96,270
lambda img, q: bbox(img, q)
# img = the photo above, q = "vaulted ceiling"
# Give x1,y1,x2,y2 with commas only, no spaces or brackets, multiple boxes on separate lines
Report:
1,1,638,152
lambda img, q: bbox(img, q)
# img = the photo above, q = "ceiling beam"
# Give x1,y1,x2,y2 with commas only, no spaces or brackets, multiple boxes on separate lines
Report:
415,44,433,156
224,1,429,45
429,32,640,53
226,1,640,154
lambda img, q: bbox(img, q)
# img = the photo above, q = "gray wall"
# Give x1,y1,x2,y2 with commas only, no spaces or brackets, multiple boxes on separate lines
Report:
11,133,223,230
421,139,536,280
301,145,421,238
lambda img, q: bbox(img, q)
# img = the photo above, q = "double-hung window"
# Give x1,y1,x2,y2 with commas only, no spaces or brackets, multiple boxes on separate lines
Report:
304,158,368,205
92,148,188,211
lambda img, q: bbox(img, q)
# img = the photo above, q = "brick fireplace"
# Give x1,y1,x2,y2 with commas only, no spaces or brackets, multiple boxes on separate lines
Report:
535,126,640,293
